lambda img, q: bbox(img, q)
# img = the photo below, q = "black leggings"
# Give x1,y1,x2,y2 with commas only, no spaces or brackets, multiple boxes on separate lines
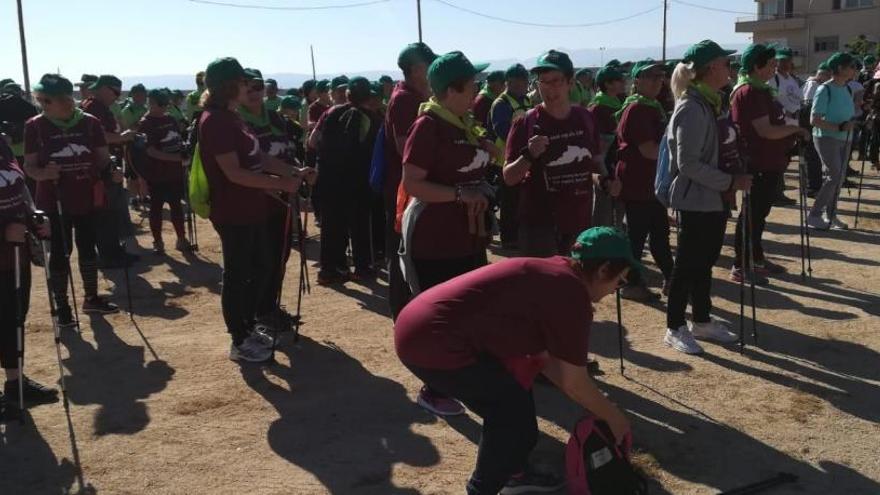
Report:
624,199,673,285
49,211,99,306
319,193,371,274
214,222,271,344
0,266,31,370
148,181,185,244
258,203,295,318
666,210,727,329
734,171,778,268
405,356,537,495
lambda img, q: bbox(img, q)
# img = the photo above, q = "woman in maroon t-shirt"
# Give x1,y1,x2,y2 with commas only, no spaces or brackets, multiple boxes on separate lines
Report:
615,61,674,301
196,57,304,363
395,227,637,495
399,51,495,418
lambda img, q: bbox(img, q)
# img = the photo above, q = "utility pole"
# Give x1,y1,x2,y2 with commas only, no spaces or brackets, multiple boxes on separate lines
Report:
16,0,31,98
662,0,669,62
417,0,423,42
310,45,317,81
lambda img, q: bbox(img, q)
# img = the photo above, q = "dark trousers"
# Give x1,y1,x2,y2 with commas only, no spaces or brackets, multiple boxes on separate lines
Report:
405,356,537,495
319,191,371,274
96,182,131,260
869,120,880,164
413,254,485,292
214,222,271,344
385,198,410,321
498,183,520,245
624,199,673,285
0,267,31,370
666,210,727,329
371,193,386,262
258,204,294,318
734,171,778,268
805,141,823,191
49,212,99,305
147,181,185,244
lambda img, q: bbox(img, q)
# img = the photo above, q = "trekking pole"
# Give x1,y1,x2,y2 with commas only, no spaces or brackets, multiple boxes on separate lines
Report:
797,142,807,280
270,192,294,360
615,288,624,374
854,132,871,229
54,182,81,332
14,243,25,423
738,192,747,352
121,237,134,321
799,146,814,279
745,187,758,344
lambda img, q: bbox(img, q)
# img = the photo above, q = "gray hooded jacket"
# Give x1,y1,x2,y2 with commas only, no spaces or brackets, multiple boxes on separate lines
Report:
667,86,734,212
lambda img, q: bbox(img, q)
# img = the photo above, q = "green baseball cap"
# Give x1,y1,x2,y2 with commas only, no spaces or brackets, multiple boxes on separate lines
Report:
347,76,372,101
0,78,13,88
280,95,302,111
1,82,23,95
286,88,300,96
631,59,664,79
89,74,122,91
204,57,246,91
331,75,350,90
370,81,383,97
864,55,877,67
740,43,776,73
825,52,856,72
531,50,575,77
77,74,97,86
130,83,147,94
243,68,263,81
316,79,330,92
148,88,170,106
682,40,737,69
505,63,529,81
428,51,490,95
570,227,643,273
33,74,74,96
606,59,623,68
379,75,393,84
301,79,317,94
173,89,184,98
817,60,831,72
397,42,438,71
486,70,505,84
774,47,794,60
265,78,277,87
595,66,624,86
575,68,593,78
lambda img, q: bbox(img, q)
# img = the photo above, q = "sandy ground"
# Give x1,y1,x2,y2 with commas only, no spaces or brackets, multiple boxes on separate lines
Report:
1,168,879,495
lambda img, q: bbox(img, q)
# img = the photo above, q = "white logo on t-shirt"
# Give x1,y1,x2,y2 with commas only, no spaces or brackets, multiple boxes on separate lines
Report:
0,168,23,186
268,141,288,157
160,130,181,143
49,143,90,159
249,136,260,157
457,148,490,173
546,145,591,167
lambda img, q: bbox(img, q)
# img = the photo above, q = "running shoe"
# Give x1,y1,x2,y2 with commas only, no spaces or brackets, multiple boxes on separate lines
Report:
3,376,59,406
806,215,829,231
417,386,465,416
690,319,739,343
56,304,77,328
730,267,770,286
755,259,786,275
82,296,120,314
664,326,704,355
829,217,849,231
229,337,272,363
500,470,566,494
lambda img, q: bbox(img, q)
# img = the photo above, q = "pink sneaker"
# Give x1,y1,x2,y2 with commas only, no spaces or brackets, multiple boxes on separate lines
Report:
417,386,465,416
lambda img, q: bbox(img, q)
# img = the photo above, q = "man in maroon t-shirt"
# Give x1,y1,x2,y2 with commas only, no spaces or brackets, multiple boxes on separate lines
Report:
730,44,805,284
503,50,616,257
471,70,505,128
307,80,332,132
383,42,438,321
24,74,120,325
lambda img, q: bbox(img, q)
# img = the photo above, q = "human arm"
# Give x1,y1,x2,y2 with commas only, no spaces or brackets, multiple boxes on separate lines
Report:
751,115,807,140
215,152,299,192
673,105,735,191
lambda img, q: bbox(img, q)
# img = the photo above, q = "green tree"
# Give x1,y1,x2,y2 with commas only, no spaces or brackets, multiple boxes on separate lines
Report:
844,34,877,58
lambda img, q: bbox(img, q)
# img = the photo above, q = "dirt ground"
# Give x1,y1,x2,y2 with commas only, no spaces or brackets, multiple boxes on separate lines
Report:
1,168,879,495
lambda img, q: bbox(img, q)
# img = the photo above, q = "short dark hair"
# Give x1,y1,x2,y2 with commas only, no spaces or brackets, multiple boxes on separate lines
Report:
578,258,630,280
751,50,776,73
436,76,472,99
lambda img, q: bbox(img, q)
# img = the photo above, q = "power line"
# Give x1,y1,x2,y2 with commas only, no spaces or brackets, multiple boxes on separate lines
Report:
671,0,753,15
186,0,390,11
429,0,662,28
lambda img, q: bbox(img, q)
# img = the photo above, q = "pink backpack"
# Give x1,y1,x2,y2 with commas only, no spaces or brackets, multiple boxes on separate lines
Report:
565,415,648,495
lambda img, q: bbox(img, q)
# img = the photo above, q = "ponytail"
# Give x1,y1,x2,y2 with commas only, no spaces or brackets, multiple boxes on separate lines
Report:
670,62,696,100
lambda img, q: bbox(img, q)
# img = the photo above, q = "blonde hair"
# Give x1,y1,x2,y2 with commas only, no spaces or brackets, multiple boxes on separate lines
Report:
670,61,713,100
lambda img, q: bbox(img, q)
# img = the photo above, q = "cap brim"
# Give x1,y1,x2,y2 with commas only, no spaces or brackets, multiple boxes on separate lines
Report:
471,62,491,76
530,63,563,74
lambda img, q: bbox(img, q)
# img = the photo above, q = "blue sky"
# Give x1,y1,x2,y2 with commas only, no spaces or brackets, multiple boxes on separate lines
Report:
2,0,757,86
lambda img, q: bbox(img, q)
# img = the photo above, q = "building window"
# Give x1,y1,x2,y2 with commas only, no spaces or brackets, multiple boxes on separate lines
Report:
815,36,840,52
842,0,873,8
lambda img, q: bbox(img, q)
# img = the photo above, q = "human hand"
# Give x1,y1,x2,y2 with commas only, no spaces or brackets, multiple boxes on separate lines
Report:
527,135,549,159
460,187,489,218
4,222,26,244
732,174,753,191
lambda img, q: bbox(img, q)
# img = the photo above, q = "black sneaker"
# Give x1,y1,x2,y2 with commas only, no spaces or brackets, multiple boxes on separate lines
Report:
56,305,77,328
153,241,165,255
806,189,818,199
774,195,797,207
82,296,120,314
4,376,59,406
500,470,565,494
317,269,349,285
351,267,377,282
846,166,859,177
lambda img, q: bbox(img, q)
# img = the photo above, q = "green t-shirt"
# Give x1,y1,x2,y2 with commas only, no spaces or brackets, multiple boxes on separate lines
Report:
121,102,148,130
168,104,187,127
110,101,124,125
186,89,204,119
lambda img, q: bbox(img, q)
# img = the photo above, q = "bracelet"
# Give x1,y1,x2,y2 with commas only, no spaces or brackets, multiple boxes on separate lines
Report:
454,185,462,203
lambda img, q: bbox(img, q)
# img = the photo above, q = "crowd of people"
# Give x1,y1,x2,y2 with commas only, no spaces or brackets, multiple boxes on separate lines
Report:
1,37,879,494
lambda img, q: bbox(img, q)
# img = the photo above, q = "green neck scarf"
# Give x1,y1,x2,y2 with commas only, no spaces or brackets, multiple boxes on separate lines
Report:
126,102,146,114
615,93,666,122
479,87,498,101
239,104,283,136
591,91,623,111
418,97,482,145
691,81,722,116
733,74,777,97
45,108,85,131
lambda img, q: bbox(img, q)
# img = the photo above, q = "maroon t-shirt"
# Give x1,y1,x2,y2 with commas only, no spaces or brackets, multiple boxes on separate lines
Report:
0,153,29,271
616,102,665,202
81,97,119,134
197,107,266,226
395,256,592,370
506,105,600,235
472,93,493,128
588,103,617,137
384,81,425,205
136,114,183,184
308,101,330,128
24,113,107,215
403,113,490,259
730,85,794,173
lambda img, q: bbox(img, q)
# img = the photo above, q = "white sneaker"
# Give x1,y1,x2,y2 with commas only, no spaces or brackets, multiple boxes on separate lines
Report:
229,336,272,363
250,325,276,349
807,215,829,230
664,326,704,355
828,217,849,231
690,319,739,343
